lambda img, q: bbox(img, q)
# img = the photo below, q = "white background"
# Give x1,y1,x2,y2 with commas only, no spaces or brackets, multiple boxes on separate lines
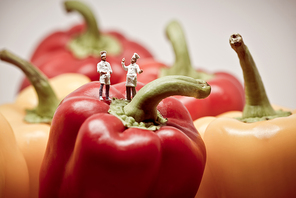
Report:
0,0,295,109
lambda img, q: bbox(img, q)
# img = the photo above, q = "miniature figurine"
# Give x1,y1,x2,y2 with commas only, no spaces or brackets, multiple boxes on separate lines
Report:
121,53,143,101
97,51,112,101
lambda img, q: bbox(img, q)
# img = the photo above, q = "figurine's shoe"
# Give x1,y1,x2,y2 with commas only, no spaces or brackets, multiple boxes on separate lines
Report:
106,97,111,101
99,96,103,100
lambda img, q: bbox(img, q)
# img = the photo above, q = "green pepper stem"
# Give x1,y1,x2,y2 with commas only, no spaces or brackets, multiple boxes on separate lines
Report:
65,0,121,58
64,1,100,40
229,34,276,118
0,49,59,123
160,20,213,81
124,75,211,122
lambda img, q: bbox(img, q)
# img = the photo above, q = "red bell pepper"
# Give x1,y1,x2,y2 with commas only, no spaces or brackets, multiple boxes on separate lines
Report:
138,20,245,120
39,75,211,198
19,0,153,91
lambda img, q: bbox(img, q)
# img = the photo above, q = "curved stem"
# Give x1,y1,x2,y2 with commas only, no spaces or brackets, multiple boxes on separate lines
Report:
64,0,100,39
160,20,213,81
124,75,211,122
65,0,121,58
229,34,276,118
165,20,192,75
0,49,59,123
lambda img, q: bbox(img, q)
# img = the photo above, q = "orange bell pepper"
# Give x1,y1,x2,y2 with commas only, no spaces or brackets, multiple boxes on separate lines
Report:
194,34,295,198
0,112,30,198
0,49,90,198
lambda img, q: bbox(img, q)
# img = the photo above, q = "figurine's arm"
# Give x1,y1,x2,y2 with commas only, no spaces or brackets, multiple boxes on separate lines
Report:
108,62,112,74
97,63,103,74
121,58,128,71
97,63,100,73
137,64,143,74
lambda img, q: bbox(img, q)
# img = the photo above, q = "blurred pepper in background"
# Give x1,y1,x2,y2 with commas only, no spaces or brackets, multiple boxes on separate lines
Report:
138,20,245,120
0,49,90,198
19,0,153,91
0,112,30,198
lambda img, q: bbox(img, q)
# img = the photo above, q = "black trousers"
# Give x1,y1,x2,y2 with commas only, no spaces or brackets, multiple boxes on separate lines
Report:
126,86,136,101
99,84,110,99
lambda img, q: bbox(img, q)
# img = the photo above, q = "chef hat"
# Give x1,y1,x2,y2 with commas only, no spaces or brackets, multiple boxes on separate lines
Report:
100,51,107,57
132,53,140,60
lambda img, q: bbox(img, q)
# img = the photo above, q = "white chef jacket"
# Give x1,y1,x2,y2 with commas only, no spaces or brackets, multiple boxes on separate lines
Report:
97,60,112,85
122,63,141,87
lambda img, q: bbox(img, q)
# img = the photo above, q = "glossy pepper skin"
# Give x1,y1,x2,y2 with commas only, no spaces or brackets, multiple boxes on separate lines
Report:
137,20,244,120
194,34,295,198
0,112,30,198
0,49,90,198
19,0,153,91
39,75,211,198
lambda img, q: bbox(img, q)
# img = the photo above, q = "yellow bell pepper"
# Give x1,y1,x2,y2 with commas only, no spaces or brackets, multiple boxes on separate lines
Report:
0,50,90,198
0,112,30,198
194,34,295,198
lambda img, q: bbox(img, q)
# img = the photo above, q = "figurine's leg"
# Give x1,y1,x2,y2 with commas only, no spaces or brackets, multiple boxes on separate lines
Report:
105,85,110,100
131,87,137,98
99,84,104,100
126,86,131,101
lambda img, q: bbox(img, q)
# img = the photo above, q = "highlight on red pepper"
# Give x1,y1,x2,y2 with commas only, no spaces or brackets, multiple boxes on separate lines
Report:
194,34,295,198
0,49,90,198
19,0,153,91
39,75,211,198
138,20,245,120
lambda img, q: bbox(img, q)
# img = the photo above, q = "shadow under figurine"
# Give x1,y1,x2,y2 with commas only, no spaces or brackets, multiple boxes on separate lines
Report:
121,53,143,101
97,51,112,101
